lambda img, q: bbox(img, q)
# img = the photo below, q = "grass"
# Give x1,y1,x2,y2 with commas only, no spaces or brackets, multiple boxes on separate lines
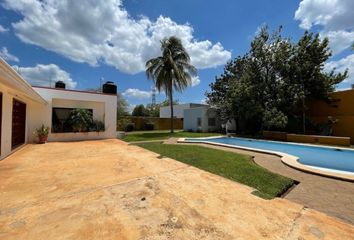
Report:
122,131,221,142
135,142,295,199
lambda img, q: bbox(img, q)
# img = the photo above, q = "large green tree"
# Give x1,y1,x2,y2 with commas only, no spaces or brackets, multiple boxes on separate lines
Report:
146,36,196,133
132,104,148,117
207,26,347,134
291,31,347,133
116,92,130,118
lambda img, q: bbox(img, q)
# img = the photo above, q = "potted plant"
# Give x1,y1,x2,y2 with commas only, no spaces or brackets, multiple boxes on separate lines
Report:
36,125,50,144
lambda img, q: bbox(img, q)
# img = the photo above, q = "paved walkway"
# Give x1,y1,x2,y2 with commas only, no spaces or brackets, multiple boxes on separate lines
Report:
168,138,354,225
0,139,353,239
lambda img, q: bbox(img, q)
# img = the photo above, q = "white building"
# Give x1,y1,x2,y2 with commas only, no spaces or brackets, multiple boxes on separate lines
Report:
183,106,221,132
0,58,117,160
159,103,208,118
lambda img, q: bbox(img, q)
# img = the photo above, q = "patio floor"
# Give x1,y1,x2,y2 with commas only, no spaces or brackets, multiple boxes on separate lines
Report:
0,139,353,239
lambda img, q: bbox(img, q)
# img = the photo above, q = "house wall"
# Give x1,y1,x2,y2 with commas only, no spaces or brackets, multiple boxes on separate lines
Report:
183,107,221,132
159,103,208,118
0,82,40,159
307,89,354,144
32,87,117,142
118,117,183,131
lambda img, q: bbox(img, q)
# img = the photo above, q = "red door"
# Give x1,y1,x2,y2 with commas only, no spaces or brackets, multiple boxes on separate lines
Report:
12,99,26,149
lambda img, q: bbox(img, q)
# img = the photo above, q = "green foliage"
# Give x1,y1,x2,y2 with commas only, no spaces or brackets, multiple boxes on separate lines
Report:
90,120,105,132
136,142,294,198
207,26,348,133
36,124,50,137
68,108,93,132
132,104,148,116
146,103,160,117
160,99,179,106
146,36,196,133
123,131,220,142
117,92,130,119
124,123,135,132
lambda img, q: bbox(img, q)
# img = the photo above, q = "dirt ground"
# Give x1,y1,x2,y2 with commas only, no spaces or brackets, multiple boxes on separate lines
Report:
0,139,353,239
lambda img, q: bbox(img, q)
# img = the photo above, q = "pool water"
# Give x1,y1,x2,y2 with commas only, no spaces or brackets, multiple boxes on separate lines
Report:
186,137,354,174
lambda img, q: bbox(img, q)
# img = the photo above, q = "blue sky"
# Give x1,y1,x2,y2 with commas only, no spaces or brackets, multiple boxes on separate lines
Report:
0,0,353,110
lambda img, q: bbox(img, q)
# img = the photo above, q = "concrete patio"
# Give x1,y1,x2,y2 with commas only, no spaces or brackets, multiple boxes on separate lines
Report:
0,139,353,239
168,138,354,225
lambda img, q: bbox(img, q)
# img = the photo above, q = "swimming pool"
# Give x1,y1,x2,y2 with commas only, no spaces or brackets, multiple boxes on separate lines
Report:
184,137,354,178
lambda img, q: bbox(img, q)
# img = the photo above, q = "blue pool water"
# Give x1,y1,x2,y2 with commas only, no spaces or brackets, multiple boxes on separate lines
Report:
186,137,354,174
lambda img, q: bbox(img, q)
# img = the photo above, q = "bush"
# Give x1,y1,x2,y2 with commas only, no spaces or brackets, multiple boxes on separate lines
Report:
143,122,154,131
68,109,93,132
90,120,105,132
125,123,135,132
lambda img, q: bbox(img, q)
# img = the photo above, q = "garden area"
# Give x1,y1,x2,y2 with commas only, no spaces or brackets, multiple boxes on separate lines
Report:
122,130,220,142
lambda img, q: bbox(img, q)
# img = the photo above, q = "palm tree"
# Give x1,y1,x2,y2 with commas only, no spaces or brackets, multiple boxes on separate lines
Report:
146,36,197,133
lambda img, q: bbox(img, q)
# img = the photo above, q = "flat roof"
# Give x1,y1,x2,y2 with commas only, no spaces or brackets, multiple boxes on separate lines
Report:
32,86,117,96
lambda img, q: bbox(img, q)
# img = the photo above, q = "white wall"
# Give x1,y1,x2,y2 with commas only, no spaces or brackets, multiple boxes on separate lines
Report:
0,82,41,159
183,107,221,132
32,87,117,142
160,103,208,118
183,107,204,131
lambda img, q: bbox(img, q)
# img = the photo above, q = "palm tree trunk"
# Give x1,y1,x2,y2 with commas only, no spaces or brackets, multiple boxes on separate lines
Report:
169,89,174,133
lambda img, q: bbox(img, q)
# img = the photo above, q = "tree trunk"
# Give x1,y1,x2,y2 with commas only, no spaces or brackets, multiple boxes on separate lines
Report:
169,89,174,133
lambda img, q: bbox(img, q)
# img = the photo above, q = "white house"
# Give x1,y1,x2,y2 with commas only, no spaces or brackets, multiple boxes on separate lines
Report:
159,103,208,118
183,106,221,132
0,58,117,160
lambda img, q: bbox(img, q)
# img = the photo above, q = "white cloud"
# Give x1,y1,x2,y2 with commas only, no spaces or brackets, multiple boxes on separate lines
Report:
122,88,151,99
295,0,354,54
0,25,8,32
321,30,354,55
3,0,231,74
325,54,354,84
191,76,201,87
0,47,19,62
13,64,77,89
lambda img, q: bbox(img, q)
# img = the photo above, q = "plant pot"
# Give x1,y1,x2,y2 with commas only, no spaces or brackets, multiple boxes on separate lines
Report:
38,135,48,144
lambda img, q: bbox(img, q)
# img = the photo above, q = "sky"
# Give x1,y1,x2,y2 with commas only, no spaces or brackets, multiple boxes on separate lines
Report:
0,0,353,111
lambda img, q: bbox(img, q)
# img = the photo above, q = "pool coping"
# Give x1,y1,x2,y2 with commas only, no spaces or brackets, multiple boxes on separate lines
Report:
177,136,354,182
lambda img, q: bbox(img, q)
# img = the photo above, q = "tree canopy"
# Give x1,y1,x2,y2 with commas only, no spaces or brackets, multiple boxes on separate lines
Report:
206,26,347,134
132,104,148,117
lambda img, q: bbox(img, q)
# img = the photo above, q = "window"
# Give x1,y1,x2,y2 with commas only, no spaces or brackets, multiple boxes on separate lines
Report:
208,118,216,126
197,117,202,127
52,108,93,133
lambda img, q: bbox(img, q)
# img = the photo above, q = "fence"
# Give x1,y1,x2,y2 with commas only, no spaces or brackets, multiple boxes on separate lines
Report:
117,117,183,131
263,130,350,146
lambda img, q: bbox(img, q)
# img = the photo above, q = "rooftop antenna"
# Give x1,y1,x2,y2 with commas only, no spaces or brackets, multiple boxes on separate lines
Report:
100,77,104,92
151,85,156,105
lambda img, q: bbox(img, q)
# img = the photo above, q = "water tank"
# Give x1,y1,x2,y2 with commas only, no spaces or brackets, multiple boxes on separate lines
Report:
55,81,66,89
102,81,117,94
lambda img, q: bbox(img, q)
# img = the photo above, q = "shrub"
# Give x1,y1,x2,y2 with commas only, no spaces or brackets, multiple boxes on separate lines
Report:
68,108,93,132
143,122,154,130
125,123,135,132
90,120,105,132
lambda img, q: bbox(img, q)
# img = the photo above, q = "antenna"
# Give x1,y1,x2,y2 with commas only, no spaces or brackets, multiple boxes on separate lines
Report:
100,77,104,92
151,86,156,105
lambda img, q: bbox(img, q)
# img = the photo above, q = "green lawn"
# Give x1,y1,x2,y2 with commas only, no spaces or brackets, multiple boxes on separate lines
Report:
135,142,294,199
123,131,221,142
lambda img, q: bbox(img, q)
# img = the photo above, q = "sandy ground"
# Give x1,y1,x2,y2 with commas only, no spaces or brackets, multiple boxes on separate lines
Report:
0,139,353,239
167,138,354,225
